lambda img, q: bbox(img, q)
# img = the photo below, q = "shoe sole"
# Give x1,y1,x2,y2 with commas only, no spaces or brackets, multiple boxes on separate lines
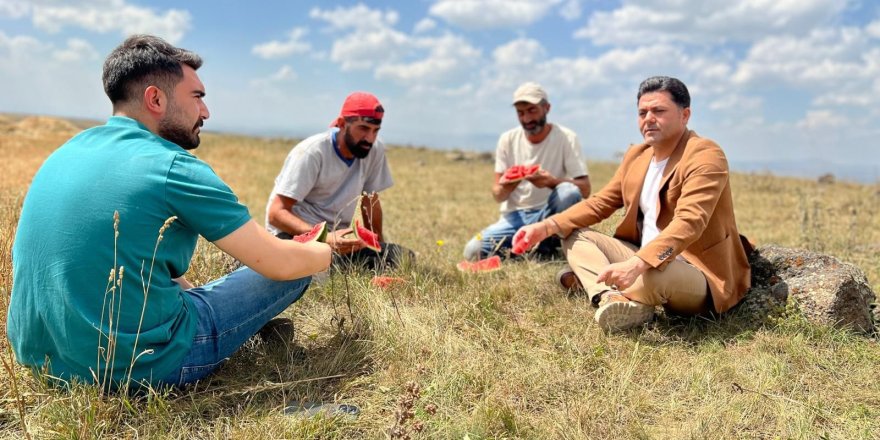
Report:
595,300,654,331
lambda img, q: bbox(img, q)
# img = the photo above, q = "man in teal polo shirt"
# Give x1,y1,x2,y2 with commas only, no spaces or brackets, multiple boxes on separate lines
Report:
7,34,331,389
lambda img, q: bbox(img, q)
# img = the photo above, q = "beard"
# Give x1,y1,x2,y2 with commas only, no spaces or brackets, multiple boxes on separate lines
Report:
521,115,547,135
343,127,372,159
158,104,202,150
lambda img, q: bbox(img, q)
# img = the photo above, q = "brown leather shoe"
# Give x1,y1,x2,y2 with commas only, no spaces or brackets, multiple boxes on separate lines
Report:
556,266,583,294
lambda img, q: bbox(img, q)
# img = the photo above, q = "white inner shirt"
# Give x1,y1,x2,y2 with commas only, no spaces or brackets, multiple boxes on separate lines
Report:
639,156,669,249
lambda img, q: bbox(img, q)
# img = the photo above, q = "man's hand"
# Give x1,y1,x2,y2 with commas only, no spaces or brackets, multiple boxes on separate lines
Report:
326,228,364,255
596,256,651,291
512,221,552,254
525,169,559,188
497,175,523,186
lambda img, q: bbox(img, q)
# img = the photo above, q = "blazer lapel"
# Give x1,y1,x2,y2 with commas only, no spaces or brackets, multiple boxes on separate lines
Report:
658,129,691,190
620,146,654,232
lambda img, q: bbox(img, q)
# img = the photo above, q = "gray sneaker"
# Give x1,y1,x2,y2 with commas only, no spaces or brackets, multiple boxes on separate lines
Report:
594,293,655,331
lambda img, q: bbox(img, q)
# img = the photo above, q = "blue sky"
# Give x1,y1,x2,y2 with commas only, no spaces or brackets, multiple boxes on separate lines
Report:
2,0,879,181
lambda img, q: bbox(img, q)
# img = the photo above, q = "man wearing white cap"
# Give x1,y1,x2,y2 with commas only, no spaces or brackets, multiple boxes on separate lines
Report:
463,82,591,261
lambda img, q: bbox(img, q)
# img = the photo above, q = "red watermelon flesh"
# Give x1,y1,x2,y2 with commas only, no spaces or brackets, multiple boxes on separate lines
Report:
456,255,502,273
503,164,540,182
511,235,529,255
371,276,406,289
293,221,328,243
353,220,382,252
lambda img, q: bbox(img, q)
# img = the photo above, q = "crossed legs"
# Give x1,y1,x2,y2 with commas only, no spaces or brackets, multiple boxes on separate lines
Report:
563,228,711,317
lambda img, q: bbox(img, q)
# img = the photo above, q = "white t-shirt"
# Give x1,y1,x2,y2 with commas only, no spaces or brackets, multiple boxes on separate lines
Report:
494,124,588,213
266,129,393,235
639,156,669,249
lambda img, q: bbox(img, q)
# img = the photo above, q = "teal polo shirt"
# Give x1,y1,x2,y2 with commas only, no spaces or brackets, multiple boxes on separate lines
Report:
8,116,250,386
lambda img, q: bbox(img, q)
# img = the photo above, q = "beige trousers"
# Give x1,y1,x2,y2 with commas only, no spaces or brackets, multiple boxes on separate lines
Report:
563,228,711,316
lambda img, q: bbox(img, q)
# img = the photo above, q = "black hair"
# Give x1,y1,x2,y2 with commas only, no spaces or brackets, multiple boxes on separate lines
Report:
102,34,202,105
637,76,690,108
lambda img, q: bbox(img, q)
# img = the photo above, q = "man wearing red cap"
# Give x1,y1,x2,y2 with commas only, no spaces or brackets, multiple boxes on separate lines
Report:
266,92,413,271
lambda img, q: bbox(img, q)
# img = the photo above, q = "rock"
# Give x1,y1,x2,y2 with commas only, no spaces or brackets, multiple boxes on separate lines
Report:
731,244,876,333
817,173,836,184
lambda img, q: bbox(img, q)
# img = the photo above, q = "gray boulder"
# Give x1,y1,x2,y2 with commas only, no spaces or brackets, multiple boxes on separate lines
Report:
731,244,876,333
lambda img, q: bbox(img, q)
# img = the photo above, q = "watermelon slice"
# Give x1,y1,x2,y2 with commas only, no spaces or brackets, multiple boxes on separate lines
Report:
293,221,328,243
502,164,540,183
352,220,382,252
456,255,502,273
371,276,406,289
511,234,529,255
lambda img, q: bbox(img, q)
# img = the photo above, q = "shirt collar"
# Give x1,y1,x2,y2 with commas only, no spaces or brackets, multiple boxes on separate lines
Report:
331,128,355,167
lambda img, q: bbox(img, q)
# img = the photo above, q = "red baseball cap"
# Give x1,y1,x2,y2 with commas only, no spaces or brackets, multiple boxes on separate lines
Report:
330,92,384,127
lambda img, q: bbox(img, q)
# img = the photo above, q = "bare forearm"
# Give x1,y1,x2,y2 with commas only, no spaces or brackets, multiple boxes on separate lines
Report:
268,209,314,236
214,220,331,280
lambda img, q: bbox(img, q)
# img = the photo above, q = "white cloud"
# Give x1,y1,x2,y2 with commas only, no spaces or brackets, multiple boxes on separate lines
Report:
797,109,848,130
733,27,878,88
0,0,30,18
375,33,481,85
0,32,46,61
559,0,582,21
414,18,437,33
52,38,99,62
29,0,191,44
0,31,105,118
309,3,399,30
250,65,297,88
492,38,546,67
575,0,846,46
429,0,562,29
252,28,311,59
865,19,880,38
310,4,410,71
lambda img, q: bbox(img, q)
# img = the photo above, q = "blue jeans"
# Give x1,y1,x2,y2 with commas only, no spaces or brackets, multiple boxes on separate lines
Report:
159,267,311,386
464,182,582,261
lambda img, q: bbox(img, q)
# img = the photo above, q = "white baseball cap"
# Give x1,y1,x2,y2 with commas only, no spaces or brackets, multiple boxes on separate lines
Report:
512,82,548,105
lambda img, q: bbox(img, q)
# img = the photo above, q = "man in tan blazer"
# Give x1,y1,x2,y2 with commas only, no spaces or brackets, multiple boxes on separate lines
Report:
513,76,751,331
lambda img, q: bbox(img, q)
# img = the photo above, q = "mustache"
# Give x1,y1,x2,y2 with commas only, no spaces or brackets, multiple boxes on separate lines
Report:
357,140,372,148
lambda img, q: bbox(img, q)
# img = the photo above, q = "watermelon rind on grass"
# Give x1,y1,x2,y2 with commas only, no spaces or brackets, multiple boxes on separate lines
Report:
456,255,502,273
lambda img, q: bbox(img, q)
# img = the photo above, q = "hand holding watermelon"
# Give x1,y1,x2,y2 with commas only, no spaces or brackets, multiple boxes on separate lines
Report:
500,164,541,184
511,221,551,255
327,228,365,254
511,230,529,255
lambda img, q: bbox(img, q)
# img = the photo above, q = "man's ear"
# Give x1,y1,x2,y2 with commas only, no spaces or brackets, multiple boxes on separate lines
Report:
334,116,346,130
143,85,166,117
681,107,691,125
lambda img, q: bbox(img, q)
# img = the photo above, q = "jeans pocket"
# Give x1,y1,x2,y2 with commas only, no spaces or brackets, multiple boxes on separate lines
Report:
178,359,227,385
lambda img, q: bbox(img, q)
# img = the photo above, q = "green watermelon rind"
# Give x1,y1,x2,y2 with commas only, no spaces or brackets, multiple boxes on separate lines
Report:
292,221,328,243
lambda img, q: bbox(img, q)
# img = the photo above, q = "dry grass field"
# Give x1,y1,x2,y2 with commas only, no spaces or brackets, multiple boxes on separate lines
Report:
1,115,878,439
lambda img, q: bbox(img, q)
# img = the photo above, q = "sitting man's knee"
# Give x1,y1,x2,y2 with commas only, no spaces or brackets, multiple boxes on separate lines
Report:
463,237,483,261
553,182,583,209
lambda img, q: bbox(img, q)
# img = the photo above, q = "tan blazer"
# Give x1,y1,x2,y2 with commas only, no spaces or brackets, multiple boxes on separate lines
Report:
551,130,751,313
